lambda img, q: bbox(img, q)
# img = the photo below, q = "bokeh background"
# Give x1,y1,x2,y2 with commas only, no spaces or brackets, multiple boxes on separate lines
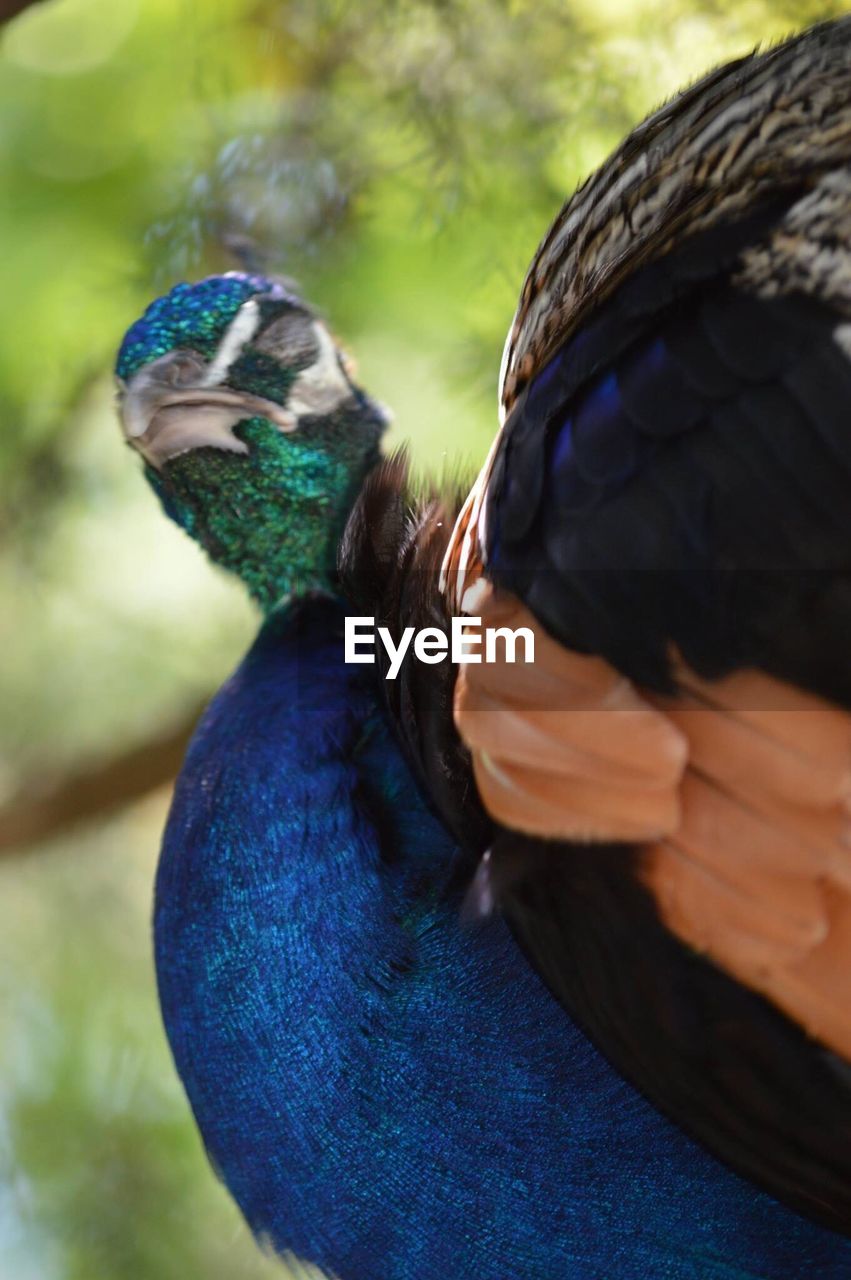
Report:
0,0,846,1276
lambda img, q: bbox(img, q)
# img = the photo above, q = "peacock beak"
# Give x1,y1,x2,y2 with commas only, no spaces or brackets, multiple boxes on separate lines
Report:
118,349,296,470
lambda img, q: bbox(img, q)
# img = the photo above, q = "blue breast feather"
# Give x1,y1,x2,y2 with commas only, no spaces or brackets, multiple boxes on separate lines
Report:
154,597,851,1279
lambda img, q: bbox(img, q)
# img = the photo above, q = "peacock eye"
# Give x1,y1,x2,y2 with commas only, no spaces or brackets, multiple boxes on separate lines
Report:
254,309,320,371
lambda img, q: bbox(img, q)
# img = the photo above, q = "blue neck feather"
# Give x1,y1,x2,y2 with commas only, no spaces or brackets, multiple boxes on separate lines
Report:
155,596,851,1279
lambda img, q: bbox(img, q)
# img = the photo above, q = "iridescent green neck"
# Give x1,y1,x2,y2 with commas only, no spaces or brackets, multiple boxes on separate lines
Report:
148,414,382,612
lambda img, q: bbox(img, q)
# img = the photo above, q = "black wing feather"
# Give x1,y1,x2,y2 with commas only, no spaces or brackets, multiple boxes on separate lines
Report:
502,838,851,1231
488,270,851,697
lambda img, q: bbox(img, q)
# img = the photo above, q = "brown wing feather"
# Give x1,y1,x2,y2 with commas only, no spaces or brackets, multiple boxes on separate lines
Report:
454,581,851,1063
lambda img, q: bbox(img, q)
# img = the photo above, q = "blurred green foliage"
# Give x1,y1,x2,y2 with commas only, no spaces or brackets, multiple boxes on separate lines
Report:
0,0,846,1276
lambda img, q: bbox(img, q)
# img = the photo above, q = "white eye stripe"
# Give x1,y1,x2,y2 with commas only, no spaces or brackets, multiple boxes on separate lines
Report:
200,298,262,388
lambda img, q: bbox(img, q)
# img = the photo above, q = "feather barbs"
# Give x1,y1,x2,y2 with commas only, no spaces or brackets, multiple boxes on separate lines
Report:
454,585,688,842
438,431,500,613
643,669,851,1063
453,580,851,1061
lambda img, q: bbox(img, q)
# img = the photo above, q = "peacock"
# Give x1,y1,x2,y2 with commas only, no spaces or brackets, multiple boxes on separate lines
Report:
115,17,851,1279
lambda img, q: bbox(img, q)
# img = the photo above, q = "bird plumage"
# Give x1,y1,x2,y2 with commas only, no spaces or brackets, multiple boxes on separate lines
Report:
115,14,851,1275
155,595,851,1279
439,16,851,1229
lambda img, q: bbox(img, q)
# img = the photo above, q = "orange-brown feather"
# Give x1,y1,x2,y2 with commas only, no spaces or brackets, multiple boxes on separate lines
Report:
454,580,851,1061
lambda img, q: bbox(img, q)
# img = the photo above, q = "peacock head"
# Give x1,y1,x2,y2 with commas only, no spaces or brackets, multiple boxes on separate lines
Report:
116,272,388,611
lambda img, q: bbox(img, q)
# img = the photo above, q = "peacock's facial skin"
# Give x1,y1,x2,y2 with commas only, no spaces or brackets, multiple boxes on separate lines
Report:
115,273,389,610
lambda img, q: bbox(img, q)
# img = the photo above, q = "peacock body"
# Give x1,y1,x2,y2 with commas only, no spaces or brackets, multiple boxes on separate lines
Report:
115,17,851,1278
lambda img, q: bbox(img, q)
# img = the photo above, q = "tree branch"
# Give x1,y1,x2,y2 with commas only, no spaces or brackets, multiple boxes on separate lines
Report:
0,705,205,854
0,0,46,23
